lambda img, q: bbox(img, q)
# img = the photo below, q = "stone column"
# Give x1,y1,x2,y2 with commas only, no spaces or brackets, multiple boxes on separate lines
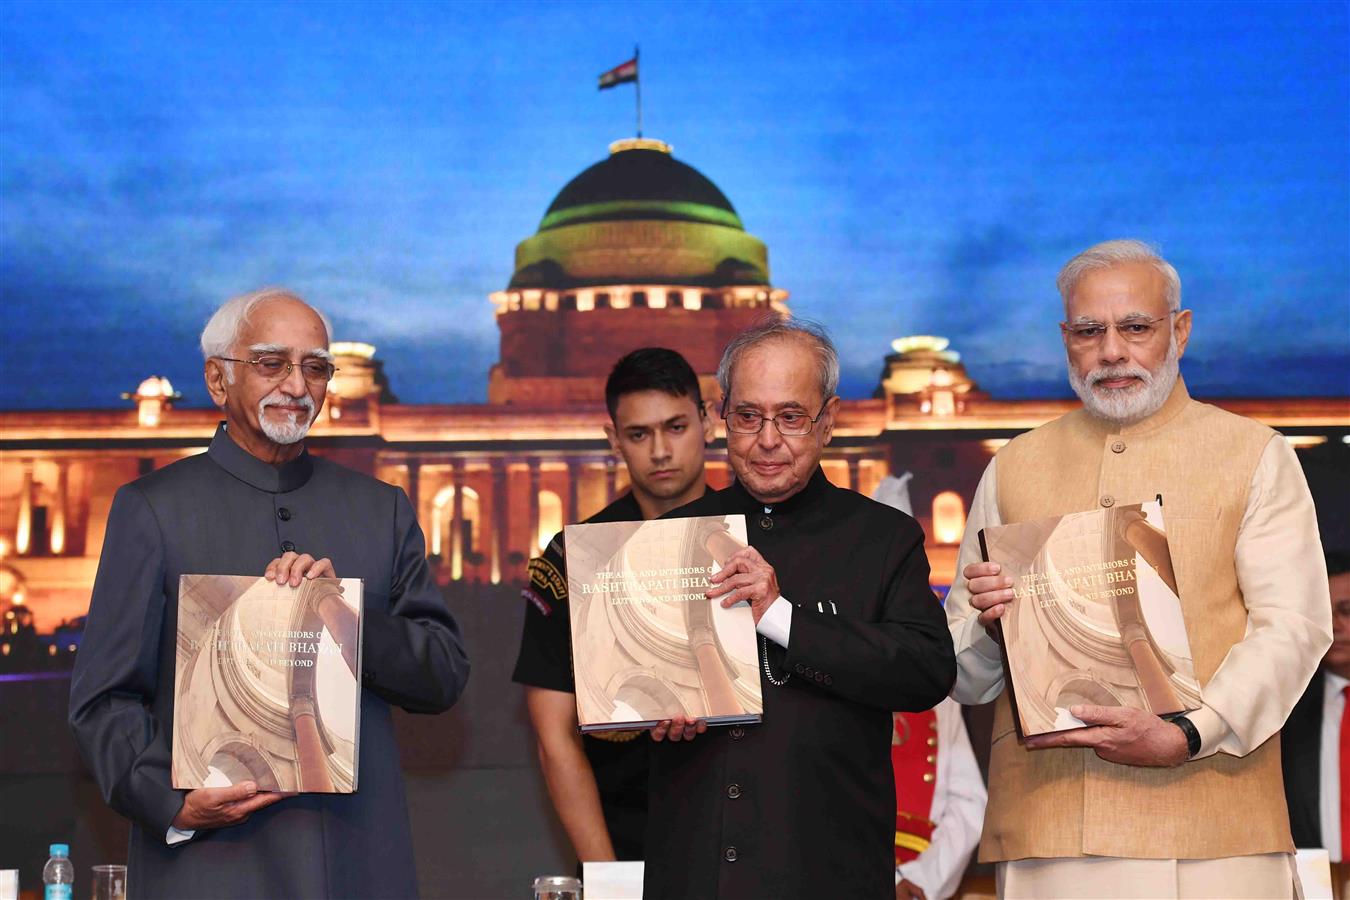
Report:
527,458,541,556
406,457,421,523
50,461,69,555
451,458,466,581
566,458,582,524
605,456,618,503
491,458,508,585
847,457,861,493
15,460,33,556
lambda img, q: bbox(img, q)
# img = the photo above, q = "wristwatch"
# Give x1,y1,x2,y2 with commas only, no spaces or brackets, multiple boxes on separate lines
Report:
1164,713,1202,759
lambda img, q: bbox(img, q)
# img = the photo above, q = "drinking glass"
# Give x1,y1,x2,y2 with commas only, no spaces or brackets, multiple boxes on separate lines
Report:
532,875,582,900
91,864,127,900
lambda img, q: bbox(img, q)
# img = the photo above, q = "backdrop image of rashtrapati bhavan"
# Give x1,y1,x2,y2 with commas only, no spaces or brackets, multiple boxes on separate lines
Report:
2,135,1347,898
2,137,1347,669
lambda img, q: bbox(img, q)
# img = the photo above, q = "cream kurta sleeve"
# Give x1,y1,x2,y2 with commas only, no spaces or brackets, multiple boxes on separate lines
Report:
946,438,1332,757
1187,434,1331,757
946,458,1007,705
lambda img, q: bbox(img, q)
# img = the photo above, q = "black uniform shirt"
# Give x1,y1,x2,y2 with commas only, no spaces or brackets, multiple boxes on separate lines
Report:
512,491,651,859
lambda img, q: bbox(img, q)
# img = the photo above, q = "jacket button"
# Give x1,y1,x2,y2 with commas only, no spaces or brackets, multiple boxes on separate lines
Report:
926,754,937,764
729,726,745,741
923,773,935,783
759,515,774,531
794,664,805,675
277,507,292,521
1100,495,1115,508
362,670,375,685
727,783,741,799
813,672,824,683
281,540,296,552
803,666,815,678
823,674,833,686
927,736,938,747
1111,440,1126,454
723,846,738,863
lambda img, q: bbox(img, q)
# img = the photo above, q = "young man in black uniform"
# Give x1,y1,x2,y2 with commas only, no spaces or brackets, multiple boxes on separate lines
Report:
512,348,715,863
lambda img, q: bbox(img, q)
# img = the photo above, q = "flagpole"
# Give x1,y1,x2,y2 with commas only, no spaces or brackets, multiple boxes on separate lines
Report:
635,45,642,138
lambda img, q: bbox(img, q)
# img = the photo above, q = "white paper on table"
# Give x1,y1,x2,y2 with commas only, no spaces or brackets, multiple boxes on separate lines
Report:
582,861,644,899
1295,848,1333,900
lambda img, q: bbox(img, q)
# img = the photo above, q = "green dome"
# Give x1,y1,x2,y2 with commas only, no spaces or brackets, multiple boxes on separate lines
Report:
509,139,770,291
540,139,745,232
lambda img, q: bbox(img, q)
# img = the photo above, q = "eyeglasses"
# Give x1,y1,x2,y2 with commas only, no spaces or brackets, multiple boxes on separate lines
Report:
722,400,829,435
1060,313,1175,348
215,356,337,384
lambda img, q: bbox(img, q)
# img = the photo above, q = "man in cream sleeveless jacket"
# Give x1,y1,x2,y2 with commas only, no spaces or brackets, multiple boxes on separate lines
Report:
946,239,1331,899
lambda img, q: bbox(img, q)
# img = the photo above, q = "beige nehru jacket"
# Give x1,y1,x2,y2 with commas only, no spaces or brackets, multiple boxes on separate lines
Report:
946,380,1331,861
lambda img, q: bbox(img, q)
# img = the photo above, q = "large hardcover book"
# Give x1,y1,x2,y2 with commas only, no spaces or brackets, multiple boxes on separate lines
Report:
978,498,1201,737
172,574,364,793
564,514,763,732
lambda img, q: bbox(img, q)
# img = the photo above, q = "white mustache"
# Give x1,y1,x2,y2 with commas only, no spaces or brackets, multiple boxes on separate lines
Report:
259,391,315,417
1088,365,1151,387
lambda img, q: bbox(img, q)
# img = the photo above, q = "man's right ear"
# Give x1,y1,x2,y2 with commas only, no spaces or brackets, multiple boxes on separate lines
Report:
602,422,620,455
204,359,229,408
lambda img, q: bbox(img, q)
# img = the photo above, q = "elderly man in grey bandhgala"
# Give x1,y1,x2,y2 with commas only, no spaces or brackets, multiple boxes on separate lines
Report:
69,288,469,900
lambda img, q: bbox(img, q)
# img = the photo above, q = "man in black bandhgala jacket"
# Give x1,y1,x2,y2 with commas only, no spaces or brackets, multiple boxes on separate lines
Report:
68,289,469,899
644,318,956,900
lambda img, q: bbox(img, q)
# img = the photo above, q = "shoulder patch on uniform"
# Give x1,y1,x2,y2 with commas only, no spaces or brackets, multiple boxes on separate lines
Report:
528,556,568,602
521,587,552,616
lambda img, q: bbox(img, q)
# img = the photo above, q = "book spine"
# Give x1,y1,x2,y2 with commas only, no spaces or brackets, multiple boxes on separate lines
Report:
979,529,1026,741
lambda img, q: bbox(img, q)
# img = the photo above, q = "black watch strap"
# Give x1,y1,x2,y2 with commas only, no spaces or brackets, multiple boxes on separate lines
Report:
1165,713,1202,759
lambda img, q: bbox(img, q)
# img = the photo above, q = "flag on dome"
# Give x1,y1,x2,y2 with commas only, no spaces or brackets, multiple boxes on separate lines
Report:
598,56,638,90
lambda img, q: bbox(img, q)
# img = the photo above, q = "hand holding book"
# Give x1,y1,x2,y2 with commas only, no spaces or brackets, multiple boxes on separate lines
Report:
706,544,780,625
961,560,1014,638
1022,704,1191,767
171,780,295,831
266,550,335,586
649,715,708,743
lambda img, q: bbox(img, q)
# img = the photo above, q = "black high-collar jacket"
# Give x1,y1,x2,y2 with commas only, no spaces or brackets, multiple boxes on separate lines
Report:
644,467,956,900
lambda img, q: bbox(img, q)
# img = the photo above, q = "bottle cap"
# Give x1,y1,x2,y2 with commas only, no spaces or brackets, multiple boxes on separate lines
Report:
49,844,69,857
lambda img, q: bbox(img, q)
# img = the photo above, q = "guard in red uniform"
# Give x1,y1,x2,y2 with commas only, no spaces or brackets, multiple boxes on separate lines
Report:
892,698,987,900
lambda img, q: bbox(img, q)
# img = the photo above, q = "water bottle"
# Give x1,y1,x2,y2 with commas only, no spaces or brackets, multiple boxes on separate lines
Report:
42,844,73,900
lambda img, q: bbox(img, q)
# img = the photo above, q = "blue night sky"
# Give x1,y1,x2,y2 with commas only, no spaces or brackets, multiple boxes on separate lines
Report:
2,0,1347,409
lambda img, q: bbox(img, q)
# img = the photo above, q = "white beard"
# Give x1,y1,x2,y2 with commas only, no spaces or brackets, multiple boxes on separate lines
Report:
1067,338,1179,426
257,391,315,445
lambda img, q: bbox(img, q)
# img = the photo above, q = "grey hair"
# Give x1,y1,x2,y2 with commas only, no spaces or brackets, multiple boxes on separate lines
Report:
716,316,840,404
1056,239,1182,312
200,288,333,364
